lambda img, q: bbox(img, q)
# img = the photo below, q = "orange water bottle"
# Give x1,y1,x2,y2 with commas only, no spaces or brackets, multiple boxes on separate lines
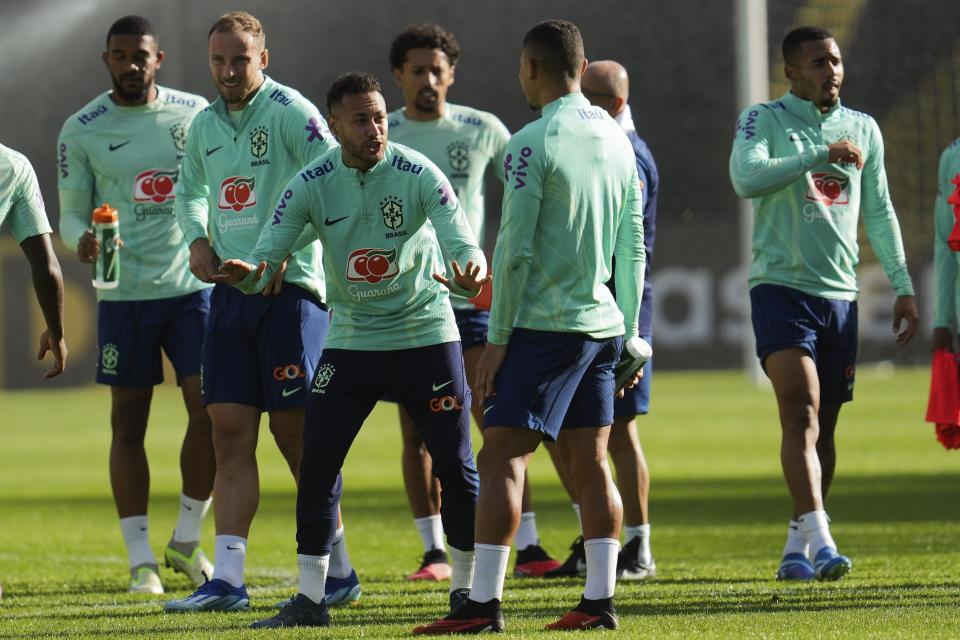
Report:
92,203,120,289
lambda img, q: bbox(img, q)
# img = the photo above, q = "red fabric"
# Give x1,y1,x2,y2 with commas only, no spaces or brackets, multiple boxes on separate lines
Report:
947,174,960,250
469,277,492,311
926,349,960,450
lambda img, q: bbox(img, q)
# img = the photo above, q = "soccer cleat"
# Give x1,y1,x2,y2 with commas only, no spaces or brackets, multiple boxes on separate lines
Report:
449,588,470,614
776,552,815,580
164,543,213,587
413,598,504,635
163,578,249,612
408,548,453,581
813,547,852,581
129,564,164,594
546,597,619,631
614,336,652,392
617,536,656,580
250,593,330,629
544,536,587,578
513,544,562,577
325,569,362,607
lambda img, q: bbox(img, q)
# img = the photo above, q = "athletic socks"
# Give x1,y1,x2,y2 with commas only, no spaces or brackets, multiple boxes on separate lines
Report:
213,535,246,588
623,524,652,564
298,553,330,605
470,544,510,603
514,512,540,550
782,519,809,557
798,509,837,554
414,515,446,553
448,545,475,593
173,494,211,544
119,515,157,569
328,526,353,579
583,538,619,600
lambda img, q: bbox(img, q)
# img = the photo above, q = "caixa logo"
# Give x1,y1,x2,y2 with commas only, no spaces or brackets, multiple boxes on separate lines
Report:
346,248,399,284
132,169,178,203
806,172,849,206
218,176,257,211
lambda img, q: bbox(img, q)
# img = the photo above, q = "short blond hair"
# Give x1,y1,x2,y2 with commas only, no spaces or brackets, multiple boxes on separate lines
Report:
208,11,265,50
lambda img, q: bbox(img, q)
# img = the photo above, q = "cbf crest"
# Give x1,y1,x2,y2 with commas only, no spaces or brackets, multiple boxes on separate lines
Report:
381,195,404,230
169,124,187,153
312,363,335,394
447,141,470,174
250,126,269,158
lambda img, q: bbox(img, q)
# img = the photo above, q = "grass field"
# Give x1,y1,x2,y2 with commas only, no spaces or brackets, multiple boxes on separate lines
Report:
0,366,958,638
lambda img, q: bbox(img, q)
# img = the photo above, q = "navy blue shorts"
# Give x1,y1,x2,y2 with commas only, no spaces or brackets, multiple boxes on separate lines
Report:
482,329,623,441
201,283,328,411
613,335,652,417
454,308,489,350
750,284,858,403
96,289,211,387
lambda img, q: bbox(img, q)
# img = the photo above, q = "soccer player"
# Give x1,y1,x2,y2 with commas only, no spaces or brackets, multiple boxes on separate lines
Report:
932,138,960,353
729,26,918,581
57,15,214,594
387,22,559,581
163,12,354,611
2,145,67,380
546,59,660,581
414,20,645,633
215,71,485,629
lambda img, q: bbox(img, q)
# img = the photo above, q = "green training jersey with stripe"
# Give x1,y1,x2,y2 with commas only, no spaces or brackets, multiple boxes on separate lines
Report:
933,137,960,329
729,91,913,301
238,142,484,351
175,76,336,302
57,87,209,301
388,104,509,310
1,145,51,242
487,93,645,345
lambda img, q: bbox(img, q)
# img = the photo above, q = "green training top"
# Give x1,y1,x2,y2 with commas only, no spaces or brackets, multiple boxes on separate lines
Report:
175,76,336,302
57,86,209,301
933,137,960,329
729,91,914,301
388,104,509,310
1,144,52,242
236,142,485,351
487,93,645,345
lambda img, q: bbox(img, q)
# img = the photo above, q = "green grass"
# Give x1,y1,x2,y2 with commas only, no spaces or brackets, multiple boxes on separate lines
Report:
0,366,958,638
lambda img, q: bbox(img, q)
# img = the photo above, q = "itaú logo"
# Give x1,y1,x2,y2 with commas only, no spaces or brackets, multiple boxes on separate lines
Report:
132,169,178,203
217,176,257,212
805,172,849,206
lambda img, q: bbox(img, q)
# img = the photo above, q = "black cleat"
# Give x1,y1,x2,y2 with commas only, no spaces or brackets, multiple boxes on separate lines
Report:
413,597,504,634
543,536,586,578
250,593,330,629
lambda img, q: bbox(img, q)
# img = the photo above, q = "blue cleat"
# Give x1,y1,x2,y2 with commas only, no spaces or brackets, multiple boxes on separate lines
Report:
324,570,361,607
163,578,250,612
776,552,815,580
813,547,852,581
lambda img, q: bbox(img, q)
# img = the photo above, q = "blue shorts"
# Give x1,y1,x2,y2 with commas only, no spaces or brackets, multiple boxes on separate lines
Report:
482,329,623,441
96,289,211,387
201,283,328,411
454,308,489,350
613,335,652,417
750,284,858,403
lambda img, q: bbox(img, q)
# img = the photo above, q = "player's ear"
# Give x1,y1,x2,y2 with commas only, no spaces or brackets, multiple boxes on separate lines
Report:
392,66,404,87
448,64,456,87
155,49,165,68
101,50,109,69
784,63,797,83
613,96,625,115
325,113,340,142
578,58,587,77
260,48,269,70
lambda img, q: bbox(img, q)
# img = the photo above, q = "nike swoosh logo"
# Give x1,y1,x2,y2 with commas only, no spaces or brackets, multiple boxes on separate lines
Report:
432,380,453,391
325,216,348,226
226,545,243,551
108,141,131,151
139,526,148,531
483,405,494,414
206,145,223,156
183,504,193,511
282,387,302,397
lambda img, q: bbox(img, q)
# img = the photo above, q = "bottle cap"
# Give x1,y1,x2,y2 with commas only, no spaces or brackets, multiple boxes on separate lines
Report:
92,203,118,223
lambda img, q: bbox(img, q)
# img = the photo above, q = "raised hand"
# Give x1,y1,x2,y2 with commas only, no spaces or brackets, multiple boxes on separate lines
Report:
433,260,491,297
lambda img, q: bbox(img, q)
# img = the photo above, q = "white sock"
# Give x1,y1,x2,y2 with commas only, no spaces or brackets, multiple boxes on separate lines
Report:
120,515,156,568
298,553,329,604
583,538,619,600
414,515,446,553
470,543,510,603
213,535,246,587
328,526,353,579
514,512,540,550
782,519,809,557
174,494,212,544
624,523,652,564
448,545,475,593
798,509,836,555
572,503,582,532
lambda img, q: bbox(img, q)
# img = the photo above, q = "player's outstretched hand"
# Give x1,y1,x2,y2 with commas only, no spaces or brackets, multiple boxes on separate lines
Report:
37,330,67,379
189,238,220,283
893,294,919,346
476,342,507,402
262,257,289,296
433,260,491,297
214,259,266,285
827,140,864,170
932,327,954,353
